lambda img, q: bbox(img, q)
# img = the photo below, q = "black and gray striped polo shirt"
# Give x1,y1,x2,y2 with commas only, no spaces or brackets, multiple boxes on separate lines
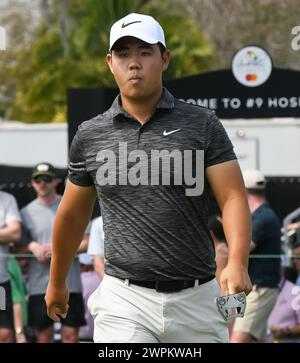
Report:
68,88,236,281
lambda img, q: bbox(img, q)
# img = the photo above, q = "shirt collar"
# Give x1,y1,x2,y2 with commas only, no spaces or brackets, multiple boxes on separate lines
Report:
107,87,175,120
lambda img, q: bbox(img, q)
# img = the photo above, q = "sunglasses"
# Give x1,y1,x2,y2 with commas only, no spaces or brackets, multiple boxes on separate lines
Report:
33,175,54,183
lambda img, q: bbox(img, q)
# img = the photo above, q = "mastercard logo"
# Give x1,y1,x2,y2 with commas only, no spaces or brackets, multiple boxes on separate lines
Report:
246,74,257,81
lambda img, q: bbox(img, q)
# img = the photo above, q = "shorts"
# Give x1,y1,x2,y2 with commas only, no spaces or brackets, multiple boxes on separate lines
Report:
0,280,14,329
88,274,229,343
28,293,86,331
232,286,278,341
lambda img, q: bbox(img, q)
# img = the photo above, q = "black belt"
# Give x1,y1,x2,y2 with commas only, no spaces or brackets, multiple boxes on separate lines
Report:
119,275,214,293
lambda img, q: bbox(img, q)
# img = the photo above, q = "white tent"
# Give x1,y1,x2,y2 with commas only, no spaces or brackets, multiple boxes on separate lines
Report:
0,121,68,168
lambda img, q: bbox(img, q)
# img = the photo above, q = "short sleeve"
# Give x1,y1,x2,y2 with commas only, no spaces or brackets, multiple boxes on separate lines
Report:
205,112,237,168
85,221,92,235
87,217,104,256
68,130,94,186
5,194,21,224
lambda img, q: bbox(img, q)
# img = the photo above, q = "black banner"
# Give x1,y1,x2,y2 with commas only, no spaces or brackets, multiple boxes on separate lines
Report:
0,342,299,361
166,68,300,119
68,68,300,147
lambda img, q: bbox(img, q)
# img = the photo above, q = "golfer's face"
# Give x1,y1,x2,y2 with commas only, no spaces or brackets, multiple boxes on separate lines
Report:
107,37,170,100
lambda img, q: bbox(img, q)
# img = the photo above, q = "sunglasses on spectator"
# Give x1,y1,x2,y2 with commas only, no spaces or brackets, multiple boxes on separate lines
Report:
292,255,300,260
33,175,54,183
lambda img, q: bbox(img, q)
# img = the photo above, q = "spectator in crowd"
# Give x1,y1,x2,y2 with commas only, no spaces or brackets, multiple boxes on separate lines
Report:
285,220,300,233
281,217,300,265
231,169,282,343
78,253,101,341
87,216,105,280
21,163,87,343
267,266,300,342
208,215,228,285
0,190,21,343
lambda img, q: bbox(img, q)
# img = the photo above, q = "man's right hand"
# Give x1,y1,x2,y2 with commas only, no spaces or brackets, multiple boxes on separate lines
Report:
29,242,51,263
220,260,252,296
45,282,69,322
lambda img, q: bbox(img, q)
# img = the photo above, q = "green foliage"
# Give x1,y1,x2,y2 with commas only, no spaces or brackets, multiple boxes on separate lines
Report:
1,0,217,123
160,15,216,79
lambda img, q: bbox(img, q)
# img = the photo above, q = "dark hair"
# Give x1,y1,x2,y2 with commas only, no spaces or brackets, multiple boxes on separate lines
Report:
284,266,299,284
158,42,167,56
208,215,226,242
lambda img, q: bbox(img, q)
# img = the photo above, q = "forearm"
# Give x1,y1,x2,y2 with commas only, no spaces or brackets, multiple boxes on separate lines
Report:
94,256,105,279
49,207,93,286
288,222,300,230
77,234,89,253
221,194,252,268
207,161,252,294
28,241,39,252
0,224,21,243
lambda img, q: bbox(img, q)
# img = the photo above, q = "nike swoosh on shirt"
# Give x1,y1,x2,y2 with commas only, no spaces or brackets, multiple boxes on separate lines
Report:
163,129,181,136
121,21,142,28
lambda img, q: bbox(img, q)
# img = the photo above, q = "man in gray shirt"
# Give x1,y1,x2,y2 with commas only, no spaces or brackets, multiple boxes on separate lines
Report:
46,13,252,343
0,191,21,342
21,163,87,343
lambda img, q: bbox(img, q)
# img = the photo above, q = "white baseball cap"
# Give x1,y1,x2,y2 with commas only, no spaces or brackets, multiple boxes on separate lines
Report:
242,169,266,189
109,13,166,51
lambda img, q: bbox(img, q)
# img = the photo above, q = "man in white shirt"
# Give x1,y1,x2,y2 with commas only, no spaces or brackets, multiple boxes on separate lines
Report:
0,191,21,342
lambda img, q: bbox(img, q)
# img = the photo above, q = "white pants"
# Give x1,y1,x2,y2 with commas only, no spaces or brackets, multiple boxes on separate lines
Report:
88,274,228,343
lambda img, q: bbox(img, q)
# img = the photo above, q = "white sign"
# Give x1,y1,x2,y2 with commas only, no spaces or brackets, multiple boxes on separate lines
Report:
232,46,272,87
231,138,258,171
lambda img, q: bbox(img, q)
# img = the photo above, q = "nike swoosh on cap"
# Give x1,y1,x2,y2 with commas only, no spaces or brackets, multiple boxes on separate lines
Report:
121,21,142,28
163,129,181,136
